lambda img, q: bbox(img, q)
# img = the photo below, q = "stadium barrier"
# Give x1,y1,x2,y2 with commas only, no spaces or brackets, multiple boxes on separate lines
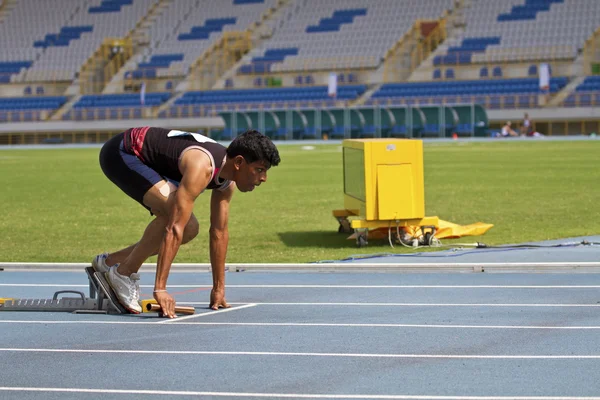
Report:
215,104,489,140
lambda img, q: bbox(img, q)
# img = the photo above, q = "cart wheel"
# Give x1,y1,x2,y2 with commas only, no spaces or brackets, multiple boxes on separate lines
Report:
424,232,432,246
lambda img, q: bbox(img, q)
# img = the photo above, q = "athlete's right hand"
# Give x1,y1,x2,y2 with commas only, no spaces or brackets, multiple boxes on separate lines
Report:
153,291,177,318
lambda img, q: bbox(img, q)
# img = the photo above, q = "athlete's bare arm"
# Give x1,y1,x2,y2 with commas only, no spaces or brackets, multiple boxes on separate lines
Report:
154,150,212,318
209,181,235,310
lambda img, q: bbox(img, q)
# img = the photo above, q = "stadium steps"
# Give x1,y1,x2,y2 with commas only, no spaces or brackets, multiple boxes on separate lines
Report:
545,75,585,107
0,0,17,23
49,94,81,121
404,1,467,82
211,52,254,90
154,91,185,117
78,38,135,95
185,31,253,92
377,17,449,83
103,57,141,94
76,1,166,95
248,0,294,41
352,84,382,106
406,42,451,82
187,0,294,91
129,0,174,47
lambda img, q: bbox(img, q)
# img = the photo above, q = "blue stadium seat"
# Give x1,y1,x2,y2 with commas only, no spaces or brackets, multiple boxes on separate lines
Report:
306,8,367,33
369,77,568,108
178,18,237,40
89,0,133,13
497,0,564,21
437,37,501,65
174,86,366,108
34,26,93,48
0,96,68,122
238,47,299,75
528,64,538,76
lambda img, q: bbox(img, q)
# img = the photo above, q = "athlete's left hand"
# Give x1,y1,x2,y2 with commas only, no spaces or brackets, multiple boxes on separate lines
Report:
210,288,231,310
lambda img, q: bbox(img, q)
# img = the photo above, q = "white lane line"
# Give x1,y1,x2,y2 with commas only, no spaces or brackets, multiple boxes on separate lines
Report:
1,348,600,359
157,303,257,324
2,320,600,329
0,387,597,400
186,302,600,307
4,284,600,289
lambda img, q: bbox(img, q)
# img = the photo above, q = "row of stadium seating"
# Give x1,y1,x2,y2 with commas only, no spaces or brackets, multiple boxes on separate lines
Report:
0,0,596,83
1,0,158,82
0,74,585,122
0,0,598,124
563,76,600,107
250,0,454,72
432,65,544,80
371,78,568,98
440,0,599,65
135,0,277,78
0,95,68,122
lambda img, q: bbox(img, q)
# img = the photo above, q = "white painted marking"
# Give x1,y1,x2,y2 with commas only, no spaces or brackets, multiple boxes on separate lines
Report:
1,320,600,330
0,387,596,399
191,302,600,308
3,261,600,272
1,348,600,360
4,284,600,289
1,300,598,308
0,284,87,287
157,303,257,324
0,387,597,400
168,285,600,289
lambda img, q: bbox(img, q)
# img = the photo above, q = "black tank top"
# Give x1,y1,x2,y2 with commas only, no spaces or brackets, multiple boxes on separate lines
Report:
122,127,230,190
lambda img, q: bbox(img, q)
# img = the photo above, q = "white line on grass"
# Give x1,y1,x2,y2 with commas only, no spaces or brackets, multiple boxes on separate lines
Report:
1,348,600,360
157,303,257,324
0,387,598,399
2,320,600,329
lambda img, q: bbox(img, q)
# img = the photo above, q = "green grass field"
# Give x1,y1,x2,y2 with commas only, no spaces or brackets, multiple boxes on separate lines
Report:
1,140,599,263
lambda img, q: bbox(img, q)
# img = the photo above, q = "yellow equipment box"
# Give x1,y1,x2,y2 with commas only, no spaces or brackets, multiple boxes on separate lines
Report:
333,138,438,247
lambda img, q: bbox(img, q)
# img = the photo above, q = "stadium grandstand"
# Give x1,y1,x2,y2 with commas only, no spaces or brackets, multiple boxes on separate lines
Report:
0,0,599,144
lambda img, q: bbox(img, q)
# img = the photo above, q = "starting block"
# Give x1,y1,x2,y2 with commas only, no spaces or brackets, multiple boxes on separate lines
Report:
1,267,197,316
0,267,127,314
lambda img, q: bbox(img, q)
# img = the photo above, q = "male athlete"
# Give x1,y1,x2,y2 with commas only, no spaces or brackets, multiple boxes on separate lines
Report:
92,127,280,318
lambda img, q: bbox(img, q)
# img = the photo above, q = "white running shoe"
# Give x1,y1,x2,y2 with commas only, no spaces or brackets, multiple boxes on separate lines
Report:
92,253,111,274
106,265,142,314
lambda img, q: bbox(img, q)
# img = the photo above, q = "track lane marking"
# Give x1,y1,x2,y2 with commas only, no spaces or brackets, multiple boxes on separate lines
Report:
157,303,257,324
0,386,598,399
1,348,600,359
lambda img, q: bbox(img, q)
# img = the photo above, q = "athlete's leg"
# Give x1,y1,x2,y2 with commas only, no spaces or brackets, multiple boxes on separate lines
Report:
114,180,199,276
101,179,199,314
96,133,199,274
106,212,199,268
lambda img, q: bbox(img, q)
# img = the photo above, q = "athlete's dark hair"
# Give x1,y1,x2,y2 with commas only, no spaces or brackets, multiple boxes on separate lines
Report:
226,130,280,167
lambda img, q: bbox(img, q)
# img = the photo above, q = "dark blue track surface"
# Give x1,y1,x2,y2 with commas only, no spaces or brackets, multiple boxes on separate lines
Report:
2,269,600,399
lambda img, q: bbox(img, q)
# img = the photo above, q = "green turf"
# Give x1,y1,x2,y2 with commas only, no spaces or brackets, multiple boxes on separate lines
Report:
1,140,599,263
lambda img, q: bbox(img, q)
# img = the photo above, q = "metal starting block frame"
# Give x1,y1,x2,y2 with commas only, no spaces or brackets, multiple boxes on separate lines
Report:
0,267,127,314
